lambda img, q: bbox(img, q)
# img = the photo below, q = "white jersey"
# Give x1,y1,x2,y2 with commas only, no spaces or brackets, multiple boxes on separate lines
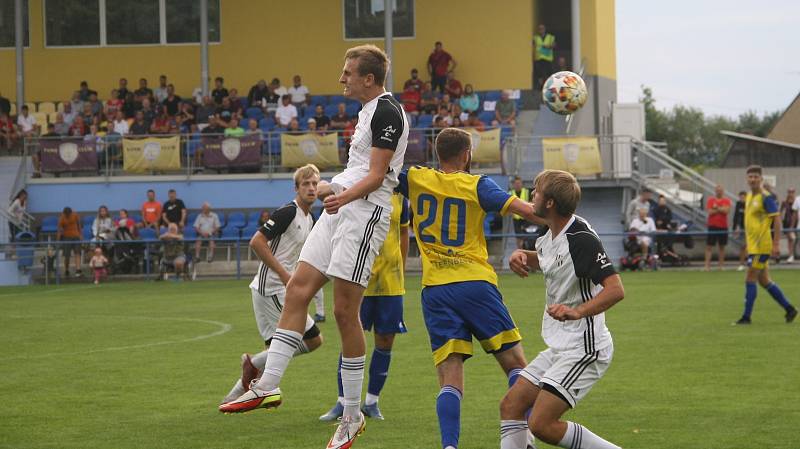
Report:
331,92,408,208
535,215,616,353
249,201,314,296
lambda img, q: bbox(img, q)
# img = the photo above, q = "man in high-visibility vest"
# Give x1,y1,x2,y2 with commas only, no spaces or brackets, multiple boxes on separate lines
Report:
509,176,532,249
534,24,556,89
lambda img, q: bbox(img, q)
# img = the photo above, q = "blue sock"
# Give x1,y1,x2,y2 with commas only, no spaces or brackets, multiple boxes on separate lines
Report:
743,282,757,319
337,353,344,398
766,283,793,310
436,385,462,449
507,368,522,388
367,348,392,396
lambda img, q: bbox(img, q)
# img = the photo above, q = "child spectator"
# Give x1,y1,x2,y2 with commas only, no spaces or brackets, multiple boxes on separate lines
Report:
89,247,109,285
116,209,137,233
459,84,480,113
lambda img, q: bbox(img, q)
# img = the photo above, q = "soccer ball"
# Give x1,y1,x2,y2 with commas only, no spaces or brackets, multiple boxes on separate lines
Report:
541,71,588,115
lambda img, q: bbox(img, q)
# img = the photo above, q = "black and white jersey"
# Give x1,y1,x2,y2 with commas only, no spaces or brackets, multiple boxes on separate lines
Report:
249,201,314,296
535,215,617,353
331,92,408,208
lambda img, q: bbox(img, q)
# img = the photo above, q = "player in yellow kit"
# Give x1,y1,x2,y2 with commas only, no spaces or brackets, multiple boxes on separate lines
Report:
396,128,542,449
735,165,796,324
320,192,410,421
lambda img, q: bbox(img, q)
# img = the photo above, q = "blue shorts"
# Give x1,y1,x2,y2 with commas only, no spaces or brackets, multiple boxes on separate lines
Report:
360,295,407,335
421,280,521,366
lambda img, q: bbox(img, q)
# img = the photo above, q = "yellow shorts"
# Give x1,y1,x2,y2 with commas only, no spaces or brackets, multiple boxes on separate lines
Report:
747,254,770,270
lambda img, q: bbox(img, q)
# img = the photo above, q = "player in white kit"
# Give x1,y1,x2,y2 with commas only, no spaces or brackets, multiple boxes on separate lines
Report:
219,164,324,405
500,170,625,449
220,44,408,449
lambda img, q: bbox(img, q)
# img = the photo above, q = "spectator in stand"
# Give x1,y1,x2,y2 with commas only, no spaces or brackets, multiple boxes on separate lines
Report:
533,23,556,89
433,105,453,126
162,84,182,116
116,208,137,233
159,222,186,276
141,189,162,229
401,84,421,116
330,103,350,130
288,75,310,113
7,190,26,242
427,41,456,93
270,78,288,101
135,78,153,100
62,101,77,126
464,111,485,131
224,118,245,137
150,105,171,134
111,110,129,136
0,111,17,150
129,111,149,136
780,188,797,263
705,184,731,271
80,103,94,125
228,88,244,116
287,117,301,133
508,176,532,249
626,188,652,226
106,89,123,117
247,79,270,109
92,205,114,243
629,208,656,256
70,91,84,113
452,104,467,122
78,81,97,101
154,75,169,103
0,90,9,116
17,105,39,137
420,81,439,115
117,78,130,100
440,93,453,113
733,190,748,271
69,115,88,137
89,247,109,285
212,77,228,105
176,102,195,132
312,104,331,130
256,210,270,227
403,68,425,92
87,92,103,116
653,195,673,230
445,72,463,99
492,89,517,128
246,118,262,138
52,113,69,136
121,92,137,119
202,116,225,135
57,206,82,277
193,201,221,263
196,96,216,127
459,84,479,113
556,56,569,73
275,95,298,128
162,189,187,229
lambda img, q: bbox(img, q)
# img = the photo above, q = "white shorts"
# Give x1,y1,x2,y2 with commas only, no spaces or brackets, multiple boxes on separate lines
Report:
520,344,613,408
251,289,315,343
299,199,390,288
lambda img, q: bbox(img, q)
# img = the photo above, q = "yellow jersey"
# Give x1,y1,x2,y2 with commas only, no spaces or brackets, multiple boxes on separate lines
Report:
365,193,409,297
398,166,514,287
745,190,779,254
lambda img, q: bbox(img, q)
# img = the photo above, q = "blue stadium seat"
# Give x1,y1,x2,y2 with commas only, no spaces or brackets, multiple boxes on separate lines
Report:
345,103,361,116
246,107,265,121
304,107,317,119
500,126,514,142
183,226,197,240
267,133,282,155
139,228,158,241
225,211,247,229
248,211,263,226
238,98,249,110
129,213,142,225
82,226,93,240
328,95,346,106
324,104,339,117
310,95,328,106
82,215,94,229
40,216,59,234
187,212,200,227
416,114,434,129
259,117,275,132
479,111,496,124
221,226,241,240
483,91,502,102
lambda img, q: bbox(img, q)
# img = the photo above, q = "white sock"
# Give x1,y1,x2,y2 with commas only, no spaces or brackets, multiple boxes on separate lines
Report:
313,289,325,316
251,350,269,370
365,393,379,406
225,379,246,400
501,420,529,449
293,339,310,356
337,396,344,405
558,421,620,449
340,355,366,419
254,329,302,392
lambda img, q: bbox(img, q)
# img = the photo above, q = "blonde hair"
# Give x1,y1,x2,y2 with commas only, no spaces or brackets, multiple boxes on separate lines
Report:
533,169,581,216
293,164,320,187
344,45,390,86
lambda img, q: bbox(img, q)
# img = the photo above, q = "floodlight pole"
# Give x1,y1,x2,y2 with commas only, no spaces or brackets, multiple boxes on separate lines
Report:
571,0,581,71
384,0,393,92
15,0,24,111
200,0,209,97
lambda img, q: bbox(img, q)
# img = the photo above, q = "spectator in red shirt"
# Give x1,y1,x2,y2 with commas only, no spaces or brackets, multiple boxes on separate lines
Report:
465,111,485,131
401,85,421,116
705,184,731,271
69,116,88,137
445,72,463,99
427,41,457,94
0,111,17,150
403,68,425,92
141,189,162,229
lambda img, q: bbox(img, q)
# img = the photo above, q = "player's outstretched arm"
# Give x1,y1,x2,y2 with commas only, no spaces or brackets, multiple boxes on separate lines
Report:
547,274,625,321
509,249,540,277
506,198,547,226
249,231,291,285
323,147,394,215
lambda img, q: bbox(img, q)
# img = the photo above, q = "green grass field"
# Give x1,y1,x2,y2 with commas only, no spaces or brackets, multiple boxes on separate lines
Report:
1,271,798,449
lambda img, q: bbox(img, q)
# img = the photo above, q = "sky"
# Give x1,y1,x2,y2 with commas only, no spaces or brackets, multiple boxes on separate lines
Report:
616,0,800,118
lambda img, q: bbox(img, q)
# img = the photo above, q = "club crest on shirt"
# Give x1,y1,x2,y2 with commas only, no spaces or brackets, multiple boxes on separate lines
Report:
380,125,396,142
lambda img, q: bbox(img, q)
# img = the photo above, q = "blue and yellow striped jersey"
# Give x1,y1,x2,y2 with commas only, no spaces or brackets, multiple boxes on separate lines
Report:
365,193,410,297
397,166,514,287
745,190,779,254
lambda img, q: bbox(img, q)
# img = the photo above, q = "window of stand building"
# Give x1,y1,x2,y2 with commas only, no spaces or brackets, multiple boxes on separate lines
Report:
106,0,159,45
344,0,414,39
45,0,100,46
0,0,30,47
165,0,221,44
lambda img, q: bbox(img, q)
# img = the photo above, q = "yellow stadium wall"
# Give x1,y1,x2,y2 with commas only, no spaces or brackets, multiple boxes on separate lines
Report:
580,0,616,80
0,0,535,103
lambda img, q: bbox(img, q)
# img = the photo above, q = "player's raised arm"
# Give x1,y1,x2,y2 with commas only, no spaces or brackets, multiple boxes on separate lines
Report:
249,206,295,285
506,198,547,226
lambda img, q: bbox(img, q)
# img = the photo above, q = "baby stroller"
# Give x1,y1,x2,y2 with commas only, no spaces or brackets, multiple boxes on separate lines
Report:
111,227,142,274
619,234,645,271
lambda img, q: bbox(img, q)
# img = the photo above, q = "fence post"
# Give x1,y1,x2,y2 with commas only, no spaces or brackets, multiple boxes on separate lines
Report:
144,242,150,278
235,238,241,280
55,239,60,285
